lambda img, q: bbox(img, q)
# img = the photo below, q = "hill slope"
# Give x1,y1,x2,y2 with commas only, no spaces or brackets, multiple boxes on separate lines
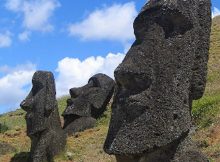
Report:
0,16,220,162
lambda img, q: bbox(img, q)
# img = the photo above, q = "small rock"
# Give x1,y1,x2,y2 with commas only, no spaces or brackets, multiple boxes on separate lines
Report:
66,152,74,160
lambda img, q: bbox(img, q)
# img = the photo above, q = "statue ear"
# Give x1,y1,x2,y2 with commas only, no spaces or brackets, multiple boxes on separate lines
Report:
44,76,56,117
190,57,208,100
190,1,211,100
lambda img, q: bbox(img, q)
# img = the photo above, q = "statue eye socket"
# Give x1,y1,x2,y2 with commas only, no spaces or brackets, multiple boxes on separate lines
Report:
134,7,193,40
116,71,152,94
88,77,100,88
32,80,44,96
155,9,193,39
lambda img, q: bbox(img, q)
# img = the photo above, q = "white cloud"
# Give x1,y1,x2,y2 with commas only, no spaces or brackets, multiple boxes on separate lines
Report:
0,31,12,48
68,2,137,43
0,53,125,112
5,0,60,32
56,53,125,96
0,62,35,74
18,31,31,42
0,63,36,113
212,7,220,18
5,0,22,10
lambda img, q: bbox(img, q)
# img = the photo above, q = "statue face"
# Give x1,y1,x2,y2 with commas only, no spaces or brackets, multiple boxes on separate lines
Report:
20,78,43,112
20,71,56,135
63,74,115,128
113,8,194,123
104,0,211,155
62,79,96,119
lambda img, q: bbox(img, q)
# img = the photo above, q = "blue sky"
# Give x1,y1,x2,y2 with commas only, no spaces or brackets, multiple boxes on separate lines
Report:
0,0,220,114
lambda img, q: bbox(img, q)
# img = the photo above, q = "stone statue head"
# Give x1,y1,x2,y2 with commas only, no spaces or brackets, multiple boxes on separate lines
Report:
104,0,211,155
62,73,115,130
20,71,66,162
20,71,57,135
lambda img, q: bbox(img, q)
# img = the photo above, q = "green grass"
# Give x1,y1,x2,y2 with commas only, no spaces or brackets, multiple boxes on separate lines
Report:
0,122,9,133
192,92,220,128
96,106,112,127
0,109,26,130
57,95,70,115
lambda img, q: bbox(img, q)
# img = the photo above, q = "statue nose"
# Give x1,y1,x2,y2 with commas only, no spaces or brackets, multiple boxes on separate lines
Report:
20,100,26,108
69,88,80,98
67,99,73,106
20,100,30,111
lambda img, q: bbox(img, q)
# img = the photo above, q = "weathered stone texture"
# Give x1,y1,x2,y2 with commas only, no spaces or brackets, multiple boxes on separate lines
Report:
104,0,211,161
63,73,115,135
20,71,66,162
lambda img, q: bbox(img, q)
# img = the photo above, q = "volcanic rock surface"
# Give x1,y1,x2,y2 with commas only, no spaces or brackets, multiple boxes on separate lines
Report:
104,0,211,161
20,71,66,162
63,73,115,135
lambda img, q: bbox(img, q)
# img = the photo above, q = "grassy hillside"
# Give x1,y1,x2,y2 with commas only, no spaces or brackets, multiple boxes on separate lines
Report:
0,16,220,162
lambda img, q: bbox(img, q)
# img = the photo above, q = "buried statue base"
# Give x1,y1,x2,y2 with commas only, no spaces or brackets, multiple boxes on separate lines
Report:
20,71,66,162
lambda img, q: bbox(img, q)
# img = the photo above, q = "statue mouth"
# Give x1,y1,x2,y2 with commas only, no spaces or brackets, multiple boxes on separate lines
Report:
63,114,80,129
20,100,33,112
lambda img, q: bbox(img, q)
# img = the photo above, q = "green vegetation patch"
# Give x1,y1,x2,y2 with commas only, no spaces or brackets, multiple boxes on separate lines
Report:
192,92,220,128
0,109,26,132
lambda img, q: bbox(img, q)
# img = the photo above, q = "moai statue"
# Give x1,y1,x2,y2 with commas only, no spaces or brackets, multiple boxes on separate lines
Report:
20,71,66,162
63,73,115,135
104,0,211,162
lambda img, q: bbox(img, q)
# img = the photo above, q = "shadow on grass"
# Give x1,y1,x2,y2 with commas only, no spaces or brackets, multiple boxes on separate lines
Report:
0,142,16,156
0,122,9,133
10,152,30,162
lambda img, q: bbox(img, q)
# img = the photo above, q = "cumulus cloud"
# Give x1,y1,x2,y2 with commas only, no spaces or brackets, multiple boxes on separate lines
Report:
212,7,220,18
68,2,137,43
56,53,125,96
0,63,36,113
0,53,125,112
0,31,12,48
0,62,35,74
5,0,60,32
